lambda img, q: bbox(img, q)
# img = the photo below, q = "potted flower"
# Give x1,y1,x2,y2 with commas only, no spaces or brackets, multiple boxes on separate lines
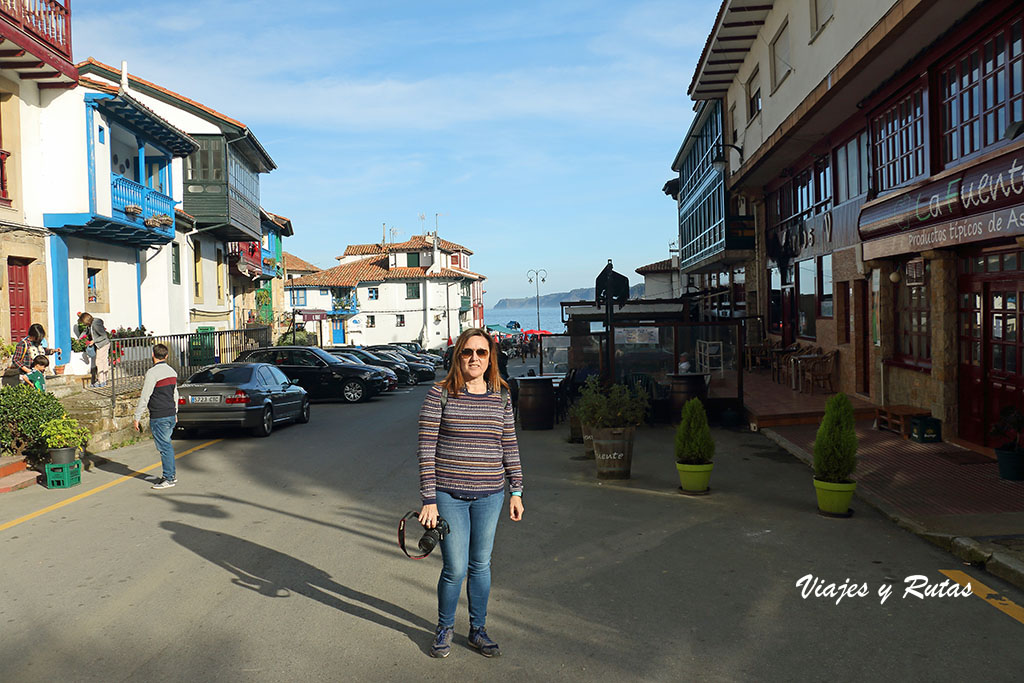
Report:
812,393,859,516
675,397,715,494
991,406,1024,481
590,382,648,479
0,341,16,372
574,375,604,459
40,415,91,465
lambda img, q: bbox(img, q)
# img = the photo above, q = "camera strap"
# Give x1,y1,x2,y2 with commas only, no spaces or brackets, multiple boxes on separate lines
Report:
397,511,432,560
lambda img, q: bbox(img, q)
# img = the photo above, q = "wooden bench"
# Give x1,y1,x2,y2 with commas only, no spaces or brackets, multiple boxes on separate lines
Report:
875,404,930,439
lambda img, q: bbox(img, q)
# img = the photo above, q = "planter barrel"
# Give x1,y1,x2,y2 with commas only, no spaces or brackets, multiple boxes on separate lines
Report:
995,448,1024,481
581,423,595,459
668,373,708,422
568,413,583,443
518,377,555,430
677,462,713,493
813,478,857,515
592,426,635,479
48,447,77,465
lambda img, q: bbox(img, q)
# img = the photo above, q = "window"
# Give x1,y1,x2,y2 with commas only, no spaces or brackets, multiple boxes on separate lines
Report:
834,131,869,203
729,103,738,144
811,0,834,34
747,66,762,119
895,259,931,368
396,314,405,327
819,254,833,317
367,287,379,300
769,267,782,335
797,259,816,339
320,289,329,296
451,253,460,267
872,88,926,191
290,289,307,306
193,243,203,301
216,248,225,303
406,283,421,299
939,15,1024,165
407,252,420,267
171,243,180,285
771,20,791,90
366,315,376,328
186,137,225,182
228,146,260,213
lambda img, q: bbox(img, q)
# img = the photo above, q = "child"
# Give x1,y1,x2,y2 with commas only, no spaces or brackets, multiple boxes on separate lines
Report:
21,354,49,392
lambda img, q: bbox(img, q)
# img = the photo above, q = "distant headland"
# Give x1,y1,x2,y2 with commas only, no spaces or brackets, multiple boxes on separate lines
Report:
492,284,645,310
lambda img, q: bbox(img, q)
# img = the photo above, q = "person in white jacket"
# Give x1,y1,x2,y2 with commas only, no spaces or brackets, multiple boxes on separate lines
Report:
133,344,179,489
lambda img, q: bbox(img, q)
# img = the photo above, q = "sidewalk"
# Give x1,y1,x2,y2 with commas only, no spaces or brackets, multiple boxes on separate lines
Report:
763,420,1024,591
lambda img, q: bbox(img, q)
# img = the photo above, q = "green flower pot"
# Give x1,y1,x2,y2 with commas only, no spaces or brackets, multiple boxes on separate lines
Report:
813,478,856,515
676,462,713,493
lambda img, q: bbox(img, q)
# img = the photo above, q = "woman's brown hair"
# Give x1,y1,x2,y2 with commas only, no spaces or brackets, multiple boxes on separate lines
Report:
78,312,93,327
438,328,509,397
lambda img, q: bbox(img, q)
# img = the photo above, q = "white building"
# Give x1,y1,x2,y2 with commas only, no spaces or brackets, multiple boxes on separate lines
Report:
286,234,485,349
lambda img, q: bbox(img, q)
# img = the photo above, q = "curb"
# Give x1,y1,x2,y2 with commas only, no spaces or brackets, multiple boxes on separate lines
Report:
760,428,1024,593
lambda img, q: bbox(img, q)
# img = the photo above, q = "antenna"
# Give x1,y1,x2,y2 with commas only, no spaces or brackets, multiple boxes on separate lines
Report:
390,226,402,243
382,222,386,245
418,213,426,234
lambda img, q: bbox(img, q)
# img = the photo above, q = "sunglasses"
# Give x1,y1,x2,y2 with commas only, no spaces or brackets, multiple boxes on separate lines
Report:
460,348,490,359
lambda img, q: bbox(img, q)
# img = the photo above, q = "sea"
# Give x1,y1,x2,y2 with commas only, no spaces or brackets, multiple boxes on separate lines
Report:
484,307,567,334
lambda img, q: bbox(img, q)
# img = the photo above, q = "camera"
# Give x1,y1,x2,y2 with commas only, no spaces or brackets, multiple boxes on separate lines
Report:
399,512,450,559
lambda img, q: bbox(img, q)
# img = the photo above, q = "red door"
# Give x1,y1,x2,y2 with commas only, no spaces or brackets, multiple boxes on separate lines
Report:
984,281,1023,445
7,258,30,342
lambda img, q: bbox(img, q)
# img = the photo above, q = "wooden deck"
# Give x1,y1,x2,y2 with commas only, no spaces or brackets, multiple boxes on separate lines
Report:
743,369,875,429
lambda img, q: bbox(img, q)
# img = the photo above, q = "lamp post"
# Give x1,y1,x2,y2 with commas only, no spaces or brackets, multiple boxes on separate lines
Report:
526,269,547,332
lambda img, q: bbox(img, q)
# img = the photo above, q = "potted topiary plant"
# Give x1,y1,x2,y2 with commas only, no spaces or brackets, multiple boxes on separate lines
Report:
675,397,715,494
590,382,648,479
991,406,1024,481
40,415,91,464
812,392,859,516
574,375,604,459
0,384,67,464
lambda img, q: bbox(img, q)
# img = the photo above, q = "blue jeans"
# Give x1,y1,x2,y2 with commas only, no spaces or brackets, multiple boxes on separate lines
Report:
435,490,504,629
150,415,177,481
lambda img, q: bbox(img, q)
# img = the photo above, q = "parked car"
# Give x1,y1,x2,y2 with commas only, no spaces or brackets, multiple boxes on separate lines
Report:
329,351,399,391
234,346,387,403
175,363,309,438
369,344,441,369
323,346,412,385
393,341,443,365
369,347,437,384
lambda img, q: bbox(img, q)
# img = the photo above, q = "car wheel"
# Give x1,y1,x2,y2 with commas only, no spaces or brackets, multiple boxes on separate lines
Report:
406,373,419,386
342,380,365,403
253,406,274,437
296,399,311,424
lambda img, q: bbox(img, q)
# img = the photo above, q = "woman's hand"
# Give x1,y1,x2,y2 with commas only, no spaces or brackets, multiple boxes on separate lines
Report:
509,496,524,522
418,503,439,529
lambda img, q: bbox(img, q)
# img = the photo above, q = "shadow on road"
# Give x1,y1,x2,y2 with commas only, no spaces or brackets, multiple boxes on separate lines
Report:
160,521,434,650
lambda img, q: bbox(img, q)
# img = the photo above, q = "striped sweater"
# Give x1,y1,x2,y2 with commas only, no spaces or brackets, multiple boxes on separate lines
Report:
133,361,179,421
418,383,523,504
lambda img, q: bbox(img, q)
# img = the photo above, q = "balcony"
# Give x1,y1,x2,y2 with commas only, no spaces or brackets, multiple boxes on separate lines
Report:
261,248,278,278
228,241,264,278
460,296,471,312
0,0,70,58
331,295,359,316
0,0,77,83
111,173,175,232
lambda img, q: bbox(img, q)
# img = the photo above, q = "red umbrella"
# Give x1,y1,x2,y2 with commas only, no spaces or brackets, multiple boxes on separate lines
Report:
522,329,552,335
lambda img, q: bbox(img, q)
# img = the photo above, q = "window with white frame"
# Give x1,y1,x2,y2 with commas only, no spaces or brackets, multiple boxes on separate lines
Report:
396,314,405,327
834,131,870,203
811,0,834,34
747,66,762,119
366,315,375,328
771,20,791,90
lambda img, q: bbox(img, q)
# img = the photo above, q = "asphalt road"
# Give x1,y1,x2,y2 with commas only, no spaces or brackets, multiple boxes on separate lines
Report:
1,379,1022,682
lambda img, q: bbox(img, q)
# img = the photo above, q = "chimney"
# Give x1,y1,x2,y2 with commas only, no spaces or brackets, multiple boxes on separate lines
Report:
120,61,129,91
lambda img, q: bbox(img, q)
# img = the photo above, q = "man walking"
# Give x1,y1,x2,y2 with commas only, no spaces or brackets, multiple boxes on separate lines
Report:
133,344,179,489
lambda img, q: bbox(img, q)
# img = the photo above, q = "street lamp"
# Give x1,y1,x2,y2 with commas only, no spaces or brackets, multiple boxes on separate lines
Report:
710,143,744,173
526,269,547,332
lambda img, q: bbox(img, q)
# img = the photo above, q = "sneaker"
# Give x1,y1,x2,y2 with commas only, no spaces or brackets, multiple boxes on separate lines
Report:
430,625,453,658
151,478,177,490
468,627,500,657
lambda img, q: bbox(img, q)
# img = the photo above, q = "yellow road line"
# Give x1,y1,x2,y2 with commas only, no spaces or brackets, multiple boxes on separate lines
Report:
0,439,222,533
940,569,1024,626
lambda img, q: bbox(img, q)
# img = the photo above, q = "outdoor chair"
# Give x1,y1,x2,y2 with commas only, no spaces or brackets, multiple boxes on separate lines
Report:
773,343,802,384
801,350,837,394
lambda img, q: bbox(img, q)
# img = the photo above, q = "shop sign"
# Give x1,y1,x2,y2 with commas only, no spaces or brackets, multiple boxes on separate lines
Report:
862,203,1024,260
860,146,1024,241
614,327,659,345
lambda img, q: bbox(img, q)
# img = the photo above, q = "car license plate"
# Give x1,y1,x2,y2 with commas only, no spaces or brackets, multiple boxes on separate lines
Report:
189,395,221,404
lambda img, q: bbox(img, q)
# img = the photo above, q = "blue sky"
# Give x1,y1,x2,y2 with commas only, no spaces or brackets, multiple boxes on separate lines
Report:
73,1,716,302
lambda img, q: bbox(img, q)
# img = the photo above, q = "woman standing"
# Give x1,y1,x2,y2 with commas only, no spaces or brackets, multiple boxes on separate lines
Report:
418,328,524,659
78,313,110,387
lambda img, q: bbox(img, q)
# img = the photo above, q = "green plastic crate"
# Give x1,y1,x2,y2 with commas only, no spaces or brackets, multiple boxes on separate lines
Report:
45,461,82,489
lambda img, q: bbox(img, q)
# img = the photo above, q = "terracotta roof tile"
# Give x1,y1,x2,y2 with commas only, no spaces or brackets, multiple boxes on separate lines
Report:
283,252,320,273
286,255,483,289
636,258,675,275
340,234,472,258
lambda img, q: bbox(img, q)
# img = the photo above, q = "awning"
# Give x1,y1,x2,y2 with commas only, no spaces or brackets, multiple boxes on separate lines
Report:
296,309,330,322
486,324,517,334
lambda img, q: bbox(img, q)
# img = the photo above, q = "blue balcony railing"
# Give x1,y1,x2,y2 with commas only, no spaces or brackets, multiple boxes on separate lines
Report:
332,295,359,315
261,247,277,277
111,173,176,223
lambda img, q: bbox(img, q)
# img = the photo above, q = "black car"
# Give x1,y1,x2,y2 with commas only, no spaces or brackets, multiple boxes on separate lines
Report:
369,344,441,370
370,347,437,383
329,351,399,391
176,363,309,437
323,346,411,385
234,346,388,402
393,341,443,365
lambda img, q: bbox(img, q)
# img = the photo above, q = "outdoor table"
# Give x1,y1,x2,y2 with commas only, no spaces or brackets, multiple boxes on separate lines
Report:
790,354,824,391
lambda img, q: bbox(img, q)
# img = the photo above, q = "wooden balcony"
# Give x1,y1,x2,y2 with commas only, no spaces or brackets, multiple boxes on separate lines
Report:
0,0,76,83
